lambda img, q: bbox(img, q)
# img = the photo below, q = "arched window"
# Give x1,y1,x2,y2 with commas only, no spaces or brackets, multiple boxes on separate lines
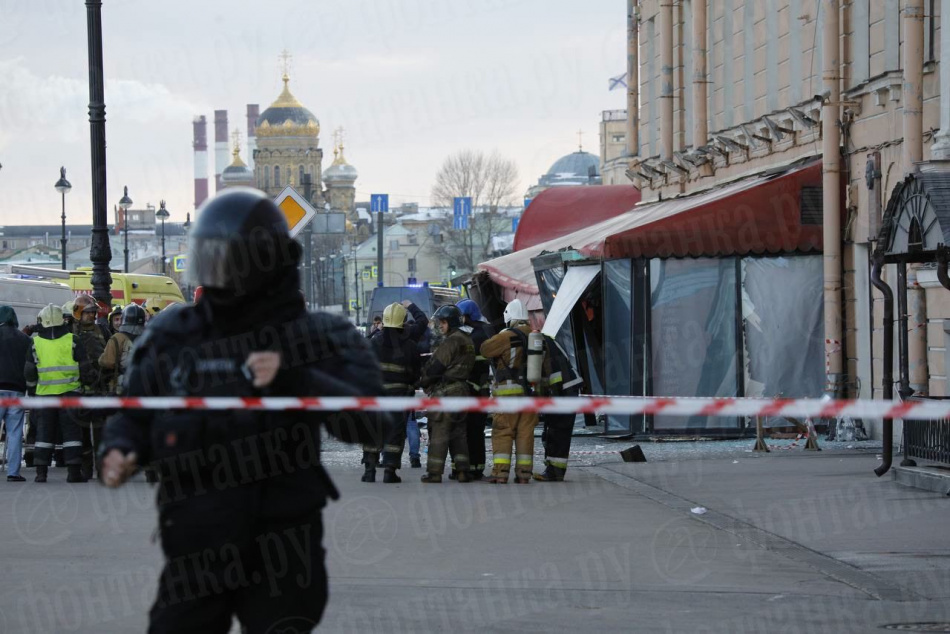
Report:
274,165,281,188
299,165,305,185
309,163,315,178
264,166,270,189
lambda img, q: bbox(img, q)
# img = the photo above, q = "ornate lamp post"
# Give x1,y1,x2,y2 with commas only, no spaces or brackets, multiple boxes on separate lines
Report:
86,0,113,306
156,200,170,275
118,185,132,272
54,167,72,270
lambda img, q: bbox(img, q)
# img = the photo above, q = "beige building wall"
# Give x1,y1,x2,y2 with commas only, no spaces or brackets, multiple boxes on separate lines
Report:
600,109,630,185
630,0,944,436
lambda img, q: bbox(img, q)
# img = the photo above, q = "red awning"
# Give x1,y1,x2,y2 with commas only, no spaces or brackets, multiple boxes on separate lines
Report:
515,185,642,251
480,158,823,295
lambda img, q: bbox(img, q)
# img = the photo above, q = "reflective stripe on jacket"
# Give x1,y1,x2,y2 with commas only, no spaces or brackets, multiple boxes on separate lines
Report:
34,334,81,395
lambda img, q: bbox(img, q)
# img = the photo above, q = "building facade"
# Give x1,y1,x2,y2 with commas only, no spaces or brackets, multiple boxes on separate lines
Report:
626,0,945,433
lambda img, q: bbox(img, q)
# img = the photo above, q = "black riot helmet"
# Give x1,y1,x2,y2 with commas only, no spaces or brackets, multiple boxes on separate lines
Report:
188,188,301,296
121,303,146,327
432,305,462,330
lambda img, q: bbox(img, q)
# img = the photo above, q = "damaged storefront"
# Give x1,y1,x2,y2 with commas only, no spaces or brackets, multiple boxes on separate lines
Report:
481,158,830,436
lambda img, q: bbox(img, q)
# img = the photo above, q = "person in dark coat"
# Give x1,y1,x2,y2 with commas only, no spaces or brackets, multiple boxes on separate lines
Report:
453,299,495,480
99,189,390,634
0,306,31,481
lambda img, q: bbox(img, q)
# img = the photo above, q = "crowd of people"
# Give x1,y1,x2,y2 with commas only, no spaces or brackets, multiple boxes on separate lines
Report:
0,296,151,482
361,295,583,485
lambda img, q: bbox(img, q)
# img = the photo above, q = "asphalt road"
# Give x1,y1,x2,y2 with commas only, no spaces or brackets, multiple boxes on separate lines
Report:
0,446,946,633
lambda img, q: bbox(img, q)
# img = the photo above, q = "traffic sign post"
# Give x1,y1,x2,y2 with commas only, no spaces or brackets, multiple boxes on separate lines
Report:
172,255,187,273
371,194,389,287
273,186,316,238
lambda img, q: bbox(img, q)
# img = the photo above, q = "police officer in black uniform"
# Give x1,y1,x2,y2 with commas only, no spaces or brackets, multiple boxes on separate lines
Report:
99,189,389,634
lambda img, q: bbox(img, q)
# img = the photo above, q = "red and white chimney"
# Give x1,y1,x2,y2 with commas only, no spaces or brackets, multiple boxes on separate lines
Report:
214,109,229,193
246,104,259,173
193,115,209,209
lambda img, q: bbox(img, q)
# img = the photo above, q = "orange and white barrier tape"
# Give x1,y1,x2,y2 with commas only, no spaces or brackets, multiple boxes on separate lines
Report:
0,395,941,420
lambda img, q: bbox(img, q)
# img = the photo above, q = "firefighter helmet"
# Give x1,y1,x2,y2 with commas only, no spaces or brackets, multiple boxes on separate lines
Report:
382,302,407,329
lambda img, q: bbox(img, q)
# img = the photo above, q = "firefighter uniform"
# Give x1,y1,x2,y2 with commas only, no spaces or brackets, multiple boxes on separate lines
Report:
73,299,110,479
24,304,93,482
456,300,494,479
480,321,536,483
420,307,475,483
535,335,584,482
363,302,423,483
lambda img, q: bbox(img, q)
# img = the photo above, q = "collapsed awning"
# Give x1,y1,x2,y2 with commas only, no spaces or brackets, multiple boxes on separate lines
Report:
540,265,601,337
479,157,823,295
515,185,642,251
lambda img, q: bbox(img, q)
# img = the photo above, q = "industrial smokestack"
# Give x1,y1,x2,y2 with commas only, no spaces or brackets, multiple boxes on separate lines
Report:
193,115,209,210
246,104,259,173
214,109,229,193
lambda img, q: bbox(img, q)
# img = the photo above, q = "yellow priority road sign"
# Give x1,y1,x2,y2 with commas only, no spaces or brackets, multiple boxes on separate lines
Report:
273,186,316,238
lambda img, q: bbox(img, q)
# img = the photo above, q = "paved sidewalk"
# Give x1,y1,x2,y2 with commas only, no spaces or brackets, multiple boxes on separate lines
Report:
0,452,946,632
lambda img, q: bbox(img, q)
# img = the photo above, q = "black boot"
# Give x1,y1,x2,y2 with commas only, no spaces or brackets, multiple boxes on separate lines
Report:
410,456,422,468
420,472,442,483
81,457,94,481
66,465,88,483
533,466,566,482
361,452,378,483
383,467,401,484
34,466,48,483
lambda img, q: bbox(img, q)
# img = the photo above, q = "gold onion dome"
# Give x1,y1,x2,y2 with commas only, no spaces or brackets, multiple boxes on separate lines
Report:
255,73,320,138
323,144,358,184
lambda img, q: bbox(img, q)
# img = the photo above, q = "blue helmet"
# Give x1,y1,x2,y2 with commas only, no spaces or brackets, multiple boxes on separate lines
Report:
456,299,482,322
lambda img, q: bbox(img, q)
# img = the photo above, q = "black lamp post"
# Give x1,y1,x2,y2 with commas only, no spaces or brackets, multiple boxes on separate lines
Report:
86,0,113,306
156,200,170,275
54,167,72,270
118,185,132,272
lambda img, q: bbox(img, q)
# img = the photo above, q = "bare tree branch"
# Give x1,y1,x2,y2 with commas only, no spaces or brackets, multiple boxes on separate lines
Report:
429,150,519,273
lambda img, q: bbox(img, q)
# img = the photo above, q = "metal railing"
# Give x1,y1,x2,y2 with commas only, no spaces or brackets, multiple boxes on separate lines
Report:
904,396,950,467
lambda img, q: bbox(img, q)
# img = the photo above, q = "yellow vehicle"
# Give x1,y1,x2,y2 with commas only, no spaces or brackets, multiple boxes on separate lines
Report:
10,265,185,312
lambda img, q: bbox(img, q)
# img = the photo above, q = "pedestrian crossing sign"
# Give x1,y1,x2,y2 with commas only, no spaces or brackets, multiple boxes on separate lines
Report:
349,299,358,309
371,265,378,278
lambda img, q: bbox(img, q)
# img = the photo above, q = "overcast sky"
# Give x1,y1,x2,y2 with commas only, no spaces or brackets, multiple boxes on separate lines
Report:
0,0,625,226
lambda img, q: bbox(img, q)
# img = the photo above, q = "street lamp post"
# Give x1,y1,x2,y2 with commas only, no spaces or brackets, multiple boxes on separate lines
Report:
118,186,132,272
54,167,72,270
329,253,337,309
319,256,327,309
156,200,170,275
86,0,113,306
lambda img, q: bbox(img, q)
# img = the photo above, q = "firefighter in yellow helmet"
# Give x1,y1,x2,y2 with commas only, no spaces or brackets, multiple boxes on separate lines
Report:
23,304,94,482
479,299,536,484
359,302,424,483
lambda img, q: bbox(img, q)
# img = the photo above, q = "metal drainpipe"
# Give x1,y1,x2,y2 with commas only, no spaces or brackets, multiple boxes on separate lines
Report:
896,263,912,399
659,0,674,161
906,266,928,397
871,255,894,476
627,0,640,161
822,0,843,397
903,0,925,173
692,0,707,151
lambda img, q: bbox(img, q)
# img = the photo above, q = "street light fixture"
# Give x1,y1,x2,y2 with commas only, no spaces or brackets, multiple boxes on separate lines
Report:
156,200,170,275
54,167,72,270
118,186,133,272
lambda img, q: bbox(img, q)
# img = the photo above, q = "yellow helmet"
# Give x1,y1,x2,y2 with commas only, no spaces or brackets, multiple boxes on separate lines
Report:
382,302,407,329
38,303,65,329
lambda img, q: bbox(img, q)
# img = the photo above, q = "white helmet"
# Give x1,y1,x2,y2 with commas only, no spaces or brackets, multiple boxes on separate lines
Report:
503,299,528,325
38,303,65,329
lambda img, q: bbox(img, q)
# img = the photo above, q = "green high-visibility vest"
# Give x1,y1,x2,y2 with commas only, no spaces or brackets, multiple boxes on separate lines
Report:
34,334,81,395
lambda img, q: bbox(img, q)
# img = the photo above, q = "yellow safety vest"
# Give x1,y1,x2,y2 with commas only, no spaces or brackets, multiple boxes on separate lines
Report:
34,334,81,396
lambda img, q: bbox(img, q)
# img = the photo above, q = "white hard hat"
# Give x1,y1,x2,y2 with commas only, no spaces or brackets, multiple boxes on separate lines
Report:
503,299,528,325
38,303,65,329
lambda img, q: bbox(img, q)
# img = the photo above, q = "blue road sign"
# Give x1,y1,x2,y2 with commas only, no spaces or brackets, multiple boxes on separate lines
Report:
453,197,472,230
371,194,389,213
512,217,520,233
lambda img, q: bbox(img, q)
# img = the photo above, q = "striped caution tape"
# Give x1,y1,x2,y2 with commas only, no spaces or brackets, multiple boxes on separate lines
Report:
0,395,940,420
